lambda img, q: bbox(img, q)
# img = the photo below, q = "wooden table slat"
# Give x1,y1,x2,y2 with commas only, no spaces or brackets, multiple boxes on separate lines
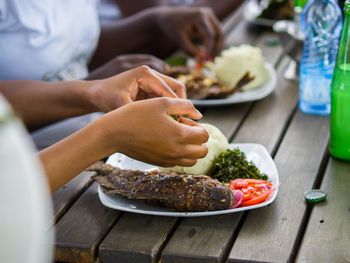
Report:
228,112,329,263
52,171,93,223
233,57,298,154
54,182,121,263
161,214,242,263
99,213,177,263
296,158,350,263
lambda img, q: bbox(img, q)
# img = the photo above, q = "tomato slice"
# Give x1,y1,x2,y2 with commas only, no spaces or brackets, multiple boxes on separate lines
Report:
230,179,249,189
229,178,274,207
242,189,273,206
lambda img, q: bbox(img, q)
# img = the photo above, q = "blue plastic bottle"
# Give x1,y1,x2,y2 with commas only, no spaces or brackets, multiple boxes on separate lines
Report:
299,0,342,115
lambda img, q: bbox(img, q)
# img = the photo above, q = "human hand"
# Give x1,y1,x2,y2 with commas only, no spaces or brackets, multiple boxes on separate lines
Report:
155,6,223,57
87,66,186,112
87,54,167,80
95,97,209,167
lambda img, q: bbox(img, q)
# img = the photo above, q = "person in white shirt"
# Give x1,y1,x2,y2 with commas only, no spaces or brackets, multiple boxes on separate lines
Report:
0,0,226,81
0,0,225,148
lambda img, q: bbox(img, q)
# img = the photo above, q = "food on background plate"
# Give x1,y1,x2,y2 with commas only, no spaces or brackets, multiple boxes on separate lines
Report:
213,45,269,91
89,163,233,212
166,45,268,100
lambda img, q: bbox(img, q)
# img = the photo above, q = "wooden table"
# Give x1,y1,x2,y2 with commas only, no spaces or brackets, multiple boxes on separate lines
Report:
52,3,350,263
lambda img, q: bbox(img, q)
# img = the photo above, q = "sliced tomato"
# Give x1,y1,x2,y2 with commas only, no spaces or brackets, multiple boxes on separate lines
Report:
242,189,273,206
229,178,274,207
230,179,249,189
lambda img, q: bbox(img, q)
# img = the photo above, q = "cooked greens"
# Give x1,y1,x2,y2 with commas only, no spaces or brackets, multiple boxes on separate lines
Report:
208,148,268,182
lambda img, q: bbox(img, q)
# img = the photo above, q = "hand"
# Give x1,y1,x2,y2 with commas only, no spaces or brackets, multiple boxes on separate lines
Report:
155,6,223,57
96,97,209,167
88,65,186,112
87,54,167,80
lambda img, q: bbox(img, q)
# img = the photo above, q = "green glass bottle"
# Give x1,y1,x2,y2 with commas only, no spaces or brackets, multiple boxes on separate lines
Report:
330,0,350,160
294,0,308,8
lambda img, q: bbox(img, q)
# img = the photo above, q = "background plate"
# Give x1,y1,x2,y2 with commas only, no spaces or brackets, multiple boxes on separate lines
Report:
98,143,279,217
191,63,277,107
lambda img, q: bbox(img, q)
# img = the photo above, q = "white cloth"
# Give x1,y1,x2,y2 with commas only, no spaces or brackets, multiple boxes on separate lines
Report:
0,0,100,81
0,0,102,148
0,95,53,263
98,0,122,23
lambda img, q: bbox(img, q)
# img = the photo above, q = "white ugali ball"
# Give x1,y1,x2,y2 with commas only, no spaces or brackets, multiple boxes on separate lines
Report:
160,123,229,175
213,45,269,91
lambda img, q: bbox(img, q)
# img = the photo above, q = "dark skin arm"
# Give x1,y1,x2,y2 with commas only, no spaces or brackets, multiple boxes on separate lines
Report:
90,8,159,70
90,6,223,69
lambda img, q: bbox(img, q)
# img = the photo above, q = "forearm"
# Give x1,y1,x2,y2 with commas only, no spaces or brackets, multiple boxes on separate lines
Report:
38,119,113,192
90,8,160,68
0,80,96,128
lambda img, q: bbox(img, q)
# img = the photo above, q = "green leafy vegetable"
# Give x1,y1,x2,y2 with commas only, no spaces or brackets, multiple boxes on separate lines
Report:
165,55,187,66
208,148,268,182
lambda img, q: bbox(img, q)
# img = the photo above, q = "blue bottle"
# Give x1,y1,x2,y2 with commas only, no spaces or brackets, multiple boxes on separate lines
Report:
299,0,342,115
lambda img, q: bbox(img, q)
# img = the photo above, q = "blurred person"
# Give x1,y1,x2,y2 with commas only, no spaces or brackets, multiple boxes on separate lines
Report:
0,0,225,148
0,0,225,82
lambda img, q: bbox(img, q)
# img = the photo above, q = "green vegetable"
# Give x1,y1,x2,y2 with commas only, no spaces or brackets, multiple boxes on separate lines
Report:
208,148,268,182
165,55,187,66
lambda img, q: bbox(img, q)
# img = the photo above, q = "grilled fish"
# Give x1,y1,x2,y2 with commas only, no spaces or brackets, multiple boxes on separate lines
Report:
89,162,233,212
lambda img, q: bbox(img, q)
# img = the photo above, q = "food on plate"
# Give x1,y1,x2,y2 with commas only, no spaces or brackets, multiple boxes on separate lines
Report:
208,148,268,183
166,66,254,100
258,0,294,21
229,178,273,206
213,45,269,91
92,123,275,211
89,162,234,212
160,123,229,175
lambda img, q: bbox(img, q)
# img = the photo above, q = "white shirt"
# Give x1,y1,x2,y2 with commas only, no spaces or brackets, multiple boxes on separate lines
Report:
0,0,100,81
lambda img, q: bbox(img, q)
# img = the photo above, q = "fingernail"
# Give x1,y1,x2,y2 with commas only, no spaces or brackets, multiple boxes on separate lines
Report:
195,109,203,118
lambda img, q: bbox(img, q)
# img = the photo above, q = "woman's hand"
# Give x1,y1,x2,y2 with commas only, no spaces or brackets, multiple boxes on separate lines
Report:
95,97,209,167
87,54,167,80
88,65,186,112
155,6,223,57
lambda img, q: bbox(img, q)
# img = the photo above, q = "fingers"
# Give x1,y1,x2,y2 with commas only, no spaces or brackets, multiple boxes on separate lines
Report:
179,123,209,145
208,14,224,56
154,71,187,98
136,66,178,99
164,98,202,120
179,27,199,56
194,15,216,56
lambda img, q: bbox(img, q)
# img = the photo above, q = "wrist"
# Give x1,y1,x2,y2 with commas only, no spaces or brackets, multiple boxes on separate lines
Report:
88,112,123,158
68,80,100,113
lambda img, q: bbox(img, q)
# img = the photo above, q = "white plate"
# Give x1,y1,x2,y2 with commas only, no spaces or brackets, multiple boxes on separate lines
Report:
243,0,279,27
190,63,277,107
97,143,279,217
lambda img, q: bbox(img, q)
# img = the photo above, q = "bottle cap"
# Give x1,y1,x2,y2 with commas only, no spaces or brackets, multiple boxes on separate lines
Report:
304,189,327,203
